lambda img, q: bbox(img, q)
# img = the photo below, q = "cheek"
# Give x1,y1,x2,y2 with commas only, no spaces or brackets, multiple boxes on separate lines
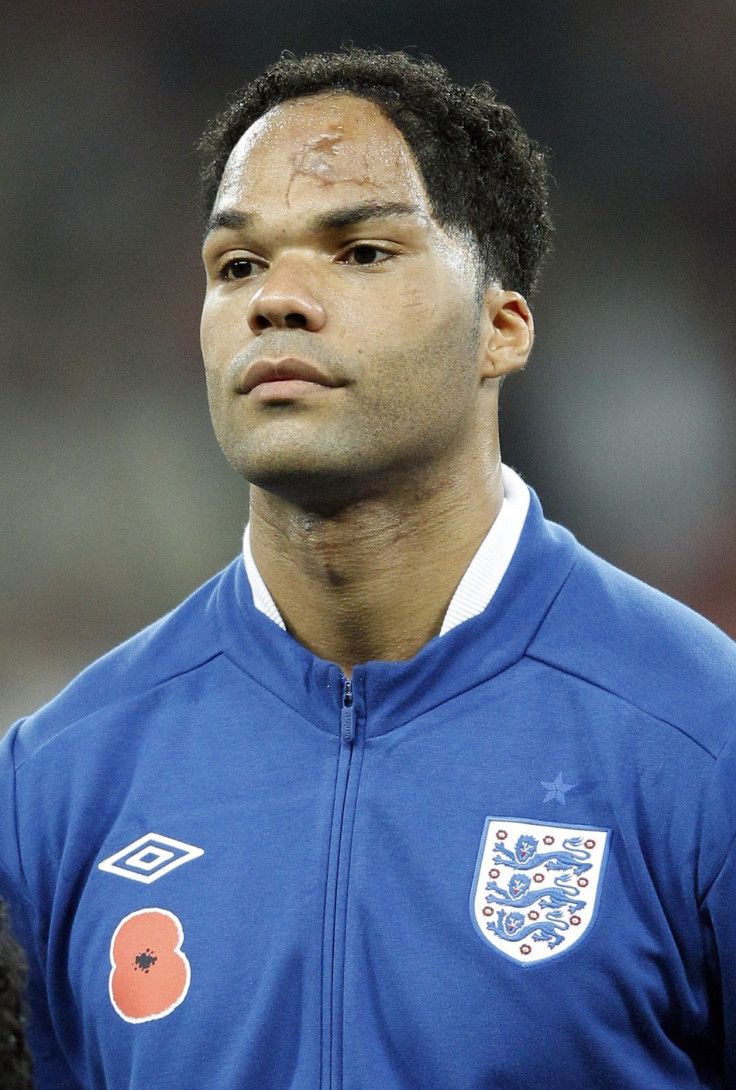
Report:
199,309,228,417
201,291,256,362
390,265,479,348
337,283,454,366
200,298,237,389
395,280,435,319
199,299,218,363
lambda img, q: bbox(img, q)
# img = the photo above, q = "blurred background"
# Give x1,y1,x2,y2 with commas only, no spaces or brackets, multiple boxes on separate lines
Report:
2,0,735,728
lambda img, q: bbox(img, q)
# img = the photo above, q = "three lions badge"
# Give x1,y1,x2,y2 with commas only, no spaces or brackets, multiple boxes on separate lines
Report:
471,817,609,964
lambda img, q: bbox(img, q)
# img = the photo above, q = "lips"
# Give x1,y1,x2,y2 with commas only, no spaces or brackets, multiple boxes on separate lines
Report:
239,357,342,395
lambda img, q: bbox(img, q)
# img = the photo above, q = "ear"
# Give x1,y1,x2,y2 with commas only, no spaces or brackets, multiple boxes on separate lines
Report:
478,289,534,381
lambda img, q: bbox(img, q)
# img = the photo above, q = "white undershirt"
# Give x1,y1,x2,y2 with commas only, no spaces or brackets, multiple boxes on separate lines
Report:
242,464,530,638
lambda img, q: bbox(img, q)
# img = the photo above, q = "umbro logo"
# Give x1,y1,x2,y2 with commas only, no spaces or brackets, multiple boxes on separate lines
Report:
98,832,204,885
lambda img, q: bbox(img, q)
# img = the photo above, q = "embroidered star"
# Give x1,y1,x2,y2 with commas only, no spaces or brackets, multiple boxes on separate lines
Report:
541,772,575,804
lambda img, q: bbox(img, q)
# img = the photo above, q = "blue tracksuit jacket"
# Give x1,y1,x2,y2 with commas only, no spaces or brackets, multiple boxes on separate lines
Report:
1,490,735,1088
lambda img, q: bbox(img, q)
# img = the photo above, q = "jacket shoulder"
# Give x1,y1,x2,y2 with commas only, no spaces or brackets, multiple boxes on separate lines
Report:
6,560,240,765
528,535,736,754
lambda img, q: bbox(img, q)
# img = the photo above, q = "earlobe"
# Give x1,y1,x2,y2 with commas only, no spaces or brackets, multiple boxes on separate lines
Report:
480,289,534,380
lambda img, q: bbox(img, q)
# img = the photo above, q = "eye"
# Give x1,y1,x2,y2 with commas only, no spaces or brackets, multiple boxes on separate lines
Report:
221,257,261,280
343,244,392,267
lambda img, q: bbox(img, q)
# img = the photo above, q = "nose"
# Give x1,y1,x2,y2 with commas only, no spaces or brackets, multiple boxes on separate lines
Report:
246,257,327,334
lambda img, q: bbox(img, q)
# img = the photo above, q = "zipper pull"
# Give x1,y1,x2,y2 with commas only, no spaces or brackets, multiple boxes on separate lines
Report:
341,678,355,743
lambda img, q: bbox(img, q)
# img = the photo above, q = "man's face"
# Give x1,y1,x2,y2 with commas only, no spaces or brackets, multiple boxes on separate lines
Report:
201,93,492,506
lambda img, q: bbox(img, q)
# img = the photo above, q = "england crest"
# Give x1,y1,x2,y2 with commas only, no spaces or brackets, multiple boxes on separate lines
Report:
470,817,609,965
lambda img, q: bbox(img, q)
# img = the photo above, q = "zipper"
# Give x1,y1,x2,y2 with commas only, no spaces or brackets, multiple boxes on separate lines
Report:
321,673,362,1090
340,678,355,742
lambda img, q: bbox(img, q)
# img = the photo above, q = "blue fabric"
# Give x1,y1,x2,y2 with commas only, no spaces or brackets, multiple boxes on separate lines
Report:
1,490,735,1089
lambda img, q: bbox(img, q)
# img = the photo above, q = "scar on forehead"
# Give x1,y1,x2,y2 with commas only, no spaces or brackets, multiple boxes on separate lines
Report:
286,127,373,206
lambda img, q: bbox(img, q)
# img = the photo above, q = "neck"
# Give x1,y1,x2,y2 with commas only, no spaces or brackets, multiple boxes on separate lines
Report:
248,458,505,676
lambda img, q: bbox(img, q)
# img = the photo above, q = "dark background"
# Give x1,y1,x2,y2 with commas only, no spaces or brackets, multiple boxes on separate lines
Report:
2,0,735,727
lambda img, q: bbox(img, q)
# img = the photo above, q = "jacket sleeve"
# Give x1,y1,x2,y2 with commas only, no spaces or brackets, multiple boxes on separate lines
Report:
699,727,736,1089
0,723,84,1090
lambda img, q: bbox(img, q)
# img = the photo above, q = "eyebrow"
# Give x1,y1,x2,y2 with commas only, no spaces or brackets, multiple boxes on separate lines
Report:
202,201,423,243
312,201,423,231
202,208,253,241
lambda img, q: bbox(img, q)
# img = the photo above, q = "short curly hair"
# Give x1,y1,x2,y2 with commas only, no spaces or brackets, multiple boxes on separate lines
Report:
0,902,34,1089
198,48,552,297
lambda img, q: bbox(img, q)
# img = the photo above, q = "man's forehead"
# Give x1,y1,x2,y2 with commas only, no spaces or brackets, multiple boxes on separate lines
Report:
214,93,428,212
236,93,391,148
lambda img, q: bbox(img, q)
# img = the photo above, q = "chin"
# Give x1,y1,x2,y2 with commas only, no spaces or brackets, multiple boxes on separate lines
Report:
233,451,388,511
221,425,344,479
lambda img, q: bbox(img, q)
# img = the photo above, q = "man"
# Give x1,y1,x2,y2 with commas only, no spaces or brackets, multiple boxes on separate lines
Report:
1,47,735,1089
